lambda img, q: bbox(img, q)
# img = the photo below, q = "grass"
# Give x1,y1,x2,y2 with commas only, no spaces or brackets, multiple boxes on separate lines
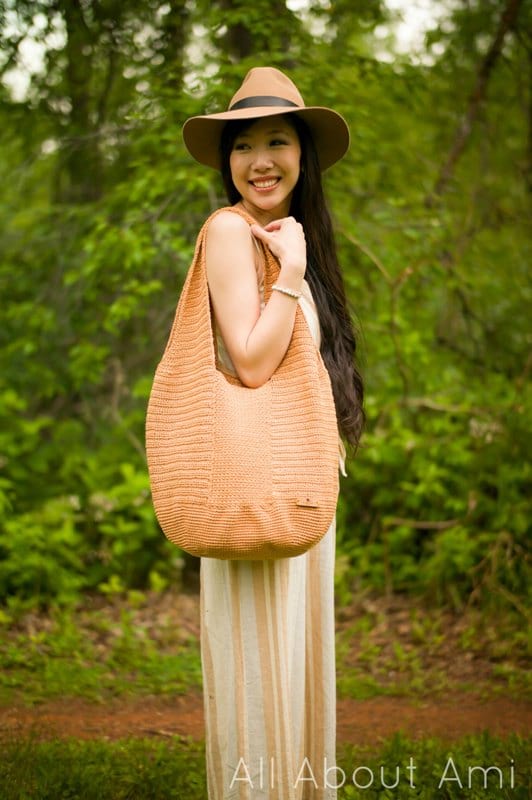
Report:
0,735,205,800
335,596,531,700
0,733,529,799
0,590,529,706
0,592,202,705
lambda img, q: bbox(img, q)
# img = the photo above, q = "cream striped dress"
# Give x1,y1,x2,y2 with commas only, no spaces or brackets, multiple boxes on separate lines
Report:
201,274,345,800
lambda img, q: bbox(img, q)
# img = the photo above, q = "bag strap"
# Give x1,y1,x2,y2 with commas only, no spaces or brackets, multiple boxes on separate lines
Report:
161,205,302,369
211,204,282,300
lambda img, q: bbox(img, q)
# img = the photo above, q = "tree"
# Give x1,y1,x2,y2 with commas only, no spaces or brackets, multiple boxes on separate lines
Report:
0,0,529,608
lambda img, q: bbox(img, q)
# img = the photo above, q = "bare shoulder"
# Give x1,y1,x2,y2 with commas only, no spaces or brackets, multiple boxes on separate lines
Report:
206,210,251,242
205,211,256,288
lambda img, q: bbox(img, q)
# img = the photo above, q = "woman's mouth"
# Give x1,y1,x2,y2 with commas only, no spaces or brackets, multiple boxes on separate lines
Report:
250,177,280,191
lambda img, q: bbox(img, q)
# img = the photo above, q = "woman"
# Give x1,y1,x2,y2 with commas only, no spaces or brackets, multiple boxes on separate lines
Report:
182,67,364,799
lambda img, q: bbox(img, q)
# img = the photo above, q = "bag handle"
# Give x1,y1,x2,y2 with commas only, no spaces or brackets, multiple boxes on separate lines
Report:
162,206,282,365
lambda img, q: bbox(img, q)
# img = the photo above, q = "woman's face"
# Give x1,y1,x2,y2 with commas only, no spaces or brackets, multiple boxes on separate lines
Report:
229,115,301,224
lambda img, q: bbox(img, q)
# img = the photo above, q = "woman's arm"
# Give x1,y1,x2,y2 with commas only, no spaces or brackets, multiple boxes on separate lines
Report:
205,211,307,388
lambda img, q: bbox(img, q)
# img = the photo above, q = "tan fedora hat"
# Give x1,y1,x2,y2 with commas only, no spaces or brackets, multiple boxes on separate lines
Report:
182,67,350,172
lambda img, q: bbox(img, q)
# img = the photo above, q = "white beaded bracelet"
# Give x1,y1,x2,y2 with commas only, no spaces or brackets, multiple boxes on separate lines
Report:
272,283,302,300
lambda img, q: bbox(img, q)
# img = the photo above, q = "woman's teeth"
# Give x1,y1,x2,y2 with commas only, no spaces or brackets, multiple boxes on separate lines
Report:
252,178,279,188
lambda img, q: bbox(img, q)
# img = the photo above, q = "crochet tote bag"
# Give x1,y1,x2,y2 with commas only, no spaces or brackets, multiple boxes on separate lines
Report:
145,206,339,559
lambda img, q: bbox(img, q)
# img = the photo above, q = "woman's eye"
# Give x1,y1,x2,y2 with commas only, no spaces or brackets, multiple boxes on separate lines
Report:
271,139,288,146
233,142,249,151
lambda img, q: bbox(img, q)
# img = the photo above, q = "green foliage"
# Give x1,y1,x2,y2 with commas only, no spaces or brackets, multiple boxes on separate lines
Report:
0,736,206,800
0,1,530,609
339,733,530,799
1,496,86,606
2,594,527,707
337,370,530,607
0,598,202,703
0,734,529,800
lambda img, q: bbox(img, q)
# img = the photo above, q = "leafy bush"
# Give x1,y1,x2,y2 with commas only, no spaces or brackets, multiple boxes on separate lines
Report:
1,1,530,609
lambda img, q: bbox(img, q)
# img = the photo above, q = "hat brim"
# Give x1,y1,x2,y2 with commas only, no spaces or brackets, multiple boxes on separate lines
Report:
182,106,350,172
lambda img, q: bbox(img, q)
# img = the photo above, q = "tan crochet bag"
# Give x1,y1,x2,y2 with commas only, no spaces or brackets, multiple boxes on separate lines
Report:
145,205,339,559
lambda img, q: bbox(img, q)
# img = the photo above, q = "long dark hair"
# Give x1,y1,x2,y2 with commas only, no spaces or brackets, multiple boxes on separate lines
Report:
220,115,365,451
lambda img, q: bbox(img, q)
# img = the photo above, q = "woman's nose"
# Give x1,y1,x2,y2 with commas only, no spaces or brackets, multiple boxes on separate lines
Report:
251,149,274,170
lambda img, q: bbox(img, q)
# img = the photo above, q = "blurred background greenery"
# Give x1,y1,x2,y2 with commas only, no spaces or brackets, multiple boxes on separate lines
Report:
0,0,530,614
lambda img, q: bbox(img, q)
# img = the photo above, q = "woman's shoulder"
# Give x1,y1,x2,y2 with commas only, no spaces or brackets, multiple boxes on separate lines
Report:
202,205,252,239
202,206,264,286
206,207,250,236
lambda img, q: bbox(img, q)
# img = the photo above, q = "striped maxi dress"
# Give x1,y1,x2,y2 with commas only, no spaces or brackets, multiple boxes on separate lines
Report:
200,277,346,799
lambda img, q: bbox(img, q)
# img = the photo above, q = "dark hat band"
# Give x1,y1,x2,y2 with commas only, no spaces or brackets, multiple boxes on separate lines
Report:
229,95,300,111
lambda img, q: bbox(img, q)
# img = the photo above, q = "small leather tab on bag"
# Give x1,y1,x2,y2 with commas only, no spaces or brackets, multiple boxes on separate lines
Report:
296,496,320,508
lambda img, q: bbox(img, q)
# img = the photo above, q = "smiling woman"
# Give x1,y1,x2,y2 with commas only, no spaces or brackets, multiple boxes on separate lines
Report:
147,66,365,800
228,116,302,224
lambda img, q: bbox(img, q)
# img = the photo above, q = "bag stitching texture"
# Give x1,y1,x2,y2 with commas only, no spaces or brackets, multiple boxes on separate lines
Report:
145,205,339,559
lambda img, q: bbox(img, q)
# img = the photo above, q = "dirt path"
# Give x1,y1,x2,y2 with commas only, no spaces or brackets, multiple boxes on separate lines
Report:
1,693,529,746
2,593,529,748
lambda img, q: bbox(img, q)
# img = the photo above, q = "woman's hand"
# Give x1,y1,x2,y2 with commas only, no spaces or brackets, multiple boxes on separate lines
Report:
250,217,306,279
